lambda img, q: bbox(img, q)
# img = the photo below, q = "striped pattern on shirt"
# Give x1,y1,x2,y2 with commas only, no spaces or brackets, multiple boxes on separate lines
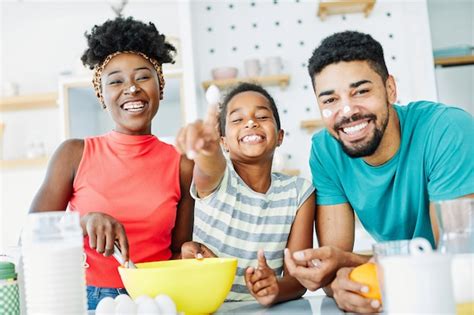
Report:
191,163,314,301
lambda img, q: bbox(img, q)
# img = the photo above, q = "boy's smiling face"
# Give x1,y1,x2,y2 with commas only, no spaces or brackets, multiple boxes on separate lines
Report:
221,91,284,162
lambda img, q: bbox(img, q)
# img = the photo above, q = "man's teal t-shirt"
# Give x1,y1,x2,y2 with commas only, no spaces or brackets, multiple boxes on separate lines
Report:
309,101,474,246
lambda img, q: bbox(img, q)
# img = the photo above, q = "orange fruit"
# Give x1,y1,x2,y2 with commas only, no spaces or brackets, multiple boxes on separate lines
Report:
349,262,382,300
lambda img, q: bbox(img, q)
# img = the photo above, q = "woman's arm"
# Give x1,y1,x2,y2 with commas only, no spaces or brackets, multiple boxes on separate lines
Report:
170,156,195,259
29,139,131,261
30,139,83,212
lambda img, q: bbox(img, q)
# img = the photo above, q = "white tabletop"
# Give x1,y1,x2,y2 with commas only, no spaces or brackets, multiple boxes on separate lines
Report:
88,296,343,315
215,296,344,314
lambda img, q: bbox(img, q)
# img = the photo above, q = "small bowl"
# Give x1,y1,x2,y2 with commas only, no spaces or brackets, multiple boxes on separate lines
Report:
119,258,237,314
211,67,238,80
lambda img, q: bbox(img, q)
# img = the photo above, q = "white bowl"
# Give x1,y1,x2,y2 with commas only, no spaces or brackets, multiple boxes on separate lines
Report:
211,67,238,80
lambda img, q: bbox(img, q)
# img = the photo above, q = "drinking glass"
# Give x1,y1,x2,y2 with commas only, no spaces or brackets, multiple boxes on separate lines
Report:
435,198,474,254
435,198,474,315
373,238,455,313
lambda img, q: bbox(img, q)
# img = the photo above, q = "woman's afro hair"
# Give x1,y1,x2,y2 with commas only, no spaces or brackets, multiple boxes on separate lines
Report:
81,16,175,69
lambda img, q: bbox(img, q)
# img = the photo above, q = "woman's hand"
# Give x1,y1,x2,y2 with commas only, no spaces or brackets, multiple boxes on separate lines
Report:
181,241,217,259
245,250,279,306
80,212,129,261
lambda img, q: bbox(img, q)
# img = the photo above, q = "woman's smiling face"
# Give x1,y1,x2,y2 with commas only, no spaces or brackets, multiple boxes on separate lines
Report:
101,53,161,135
221,91,284,162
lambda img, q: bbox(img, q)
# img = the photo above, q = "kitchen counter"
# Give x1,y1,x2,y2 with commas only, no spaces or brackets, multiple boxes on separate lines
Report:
216,295,344,314
88,295,343,314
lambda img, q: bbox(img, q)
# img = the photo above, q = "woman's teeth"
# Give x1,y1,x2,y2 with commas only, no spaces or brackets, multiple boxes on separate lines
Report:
123,101,145,111
343,121,368,135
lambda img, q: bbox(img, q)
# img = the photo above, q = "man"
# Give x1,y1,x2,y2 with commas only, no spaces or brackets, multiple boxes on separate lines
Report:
284,31,474,313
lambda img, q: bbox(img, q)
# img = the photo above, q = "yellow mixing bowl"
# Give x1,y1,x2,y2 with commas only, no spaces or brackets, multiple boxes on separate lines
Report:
118,258,237,315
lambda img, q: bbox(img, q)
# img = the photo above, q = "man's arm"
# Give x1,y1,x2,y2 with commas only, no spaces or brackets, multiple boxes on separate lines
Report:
313,203,379,313
316,203,371,296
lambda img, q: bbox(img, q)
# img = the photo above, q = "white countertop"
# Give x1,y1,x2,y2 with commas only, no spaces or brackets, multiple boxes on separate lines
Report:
88,296,343,315
215,295,343,314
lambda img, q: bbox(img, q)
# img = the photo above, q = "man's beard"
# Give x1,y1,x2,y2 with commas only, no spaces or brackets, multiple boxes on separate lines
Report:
335,107,390,158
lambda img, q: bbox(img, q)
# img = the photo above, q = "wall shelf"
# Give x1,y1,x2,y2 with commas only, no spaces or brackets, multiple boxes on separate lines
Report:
280,169,300,176
434,55,474,67
0,156,49,169
202,74,290,90
317,0,376,21
300,119,325,132
0,93,58,112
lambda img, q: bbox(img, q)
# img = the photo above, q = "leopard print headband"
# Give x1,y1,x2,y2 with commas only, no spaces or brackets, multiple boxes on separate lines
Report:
92,51,165,109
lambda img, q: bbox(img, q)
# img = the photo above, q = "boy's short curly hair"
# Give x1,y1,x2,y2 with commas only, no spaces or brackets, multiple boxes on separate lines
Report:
219,83,281,136
81,16,175,69
308,31,388,86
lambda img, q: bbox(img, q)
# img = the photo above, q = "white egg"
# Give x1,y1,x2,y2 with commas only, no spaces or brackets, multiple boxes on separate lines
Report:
114,294,133,304
95,297,116,315
115,294,136,315
205,84,221,105
134,295,151,305
154,294,177,315
136,295,161,315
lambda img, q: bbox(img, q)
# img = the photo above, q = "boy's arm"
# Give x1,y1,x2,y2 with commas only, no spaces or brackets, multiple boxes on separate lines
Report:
285,203,369,292
175,106,226,198
276,192,316,302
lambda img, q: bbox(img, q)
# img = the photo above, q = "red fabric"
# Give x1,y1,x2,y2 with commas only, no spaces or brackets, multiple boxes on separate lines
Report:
70,131,181,288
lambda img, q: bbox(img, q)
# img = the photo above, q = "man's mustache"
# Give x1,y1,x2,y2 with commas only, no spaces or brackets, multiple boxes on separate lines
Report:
334,113,377,130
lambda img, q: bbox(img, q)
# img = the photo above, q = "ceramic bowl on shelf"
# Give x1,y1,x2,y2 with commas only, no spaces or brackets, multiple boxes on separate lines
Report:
118,257,237,315
211,67,238,80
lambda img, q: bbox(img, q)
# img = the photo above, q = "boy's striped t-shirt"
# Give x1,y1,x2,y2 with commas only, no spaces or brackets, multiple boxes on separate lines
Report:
191,163,314,301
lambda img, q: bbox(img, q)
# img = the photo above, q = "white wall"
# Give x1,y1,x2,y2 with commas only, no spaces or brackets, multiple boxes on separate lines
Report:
427,0,474,113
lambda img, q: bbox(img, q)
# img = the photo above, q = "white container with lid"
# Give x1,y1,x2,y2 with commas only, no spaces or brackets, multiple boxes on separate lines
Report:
21,211,87,314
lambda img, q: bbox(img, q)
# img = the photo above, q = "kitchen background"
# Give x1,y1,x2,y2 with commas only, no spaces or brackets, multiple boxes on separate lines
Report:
1,0,473,256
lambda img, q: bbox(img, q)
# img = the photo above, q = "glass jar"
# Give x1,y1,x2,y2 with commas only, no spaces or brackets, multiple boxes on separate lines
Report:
0,261,20,315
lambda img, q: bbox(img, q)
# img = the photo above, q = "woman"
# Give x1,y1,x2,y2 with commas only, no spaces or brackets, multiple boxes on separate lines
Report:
29,16,194,310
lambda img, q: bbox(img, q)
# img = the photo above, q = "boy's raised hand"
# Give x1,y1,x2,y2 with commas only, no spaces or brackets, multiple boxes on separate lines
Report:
244,249,279,306
176,105,220,160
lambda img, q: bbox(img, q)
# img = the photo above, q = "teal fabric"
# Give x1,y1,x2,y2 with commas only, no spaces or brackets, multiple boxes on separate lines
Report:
309,101,474,246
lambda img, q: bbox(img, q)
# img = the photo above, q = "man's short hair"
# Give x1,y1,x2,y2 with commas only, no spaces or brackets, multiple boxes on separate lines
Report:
308,31,389,86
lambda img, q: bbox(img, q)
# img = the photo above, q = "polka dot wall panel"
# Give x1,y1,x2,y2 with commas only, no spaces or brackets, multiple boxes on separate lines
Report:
191,0,436,179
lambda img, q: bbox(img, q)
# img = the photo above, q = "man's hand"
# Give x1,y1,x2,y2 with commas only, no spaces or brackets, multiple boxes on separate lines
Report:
331,267,382,313
245,250,279,306
181,241,217,259
284,246,348,291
